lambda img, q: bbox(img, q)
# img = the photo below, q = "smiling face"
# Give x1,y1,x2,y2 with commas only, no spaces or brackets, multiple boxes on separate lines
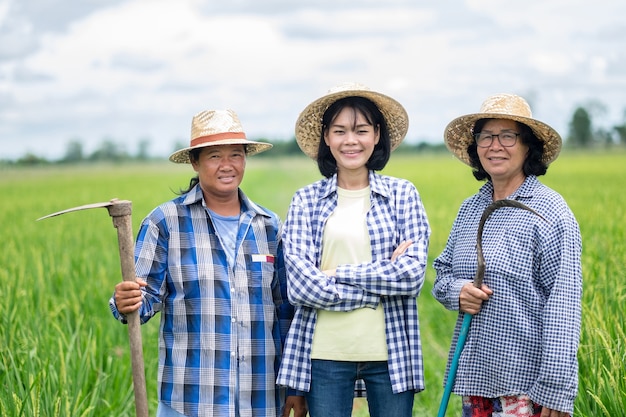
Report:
476,119,529,185
323,106,380,181
190,144,246,202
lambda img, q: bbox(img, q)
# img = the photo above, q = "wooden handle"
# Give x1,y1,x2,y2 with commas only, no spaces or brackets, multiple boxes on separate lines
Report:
110,207,149,417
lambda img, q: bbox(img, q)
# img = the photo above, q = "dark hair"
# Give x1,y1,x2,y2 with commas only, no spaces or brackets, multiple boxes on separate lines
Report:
176,148,201,194
467,119,547,181
316,96,391,178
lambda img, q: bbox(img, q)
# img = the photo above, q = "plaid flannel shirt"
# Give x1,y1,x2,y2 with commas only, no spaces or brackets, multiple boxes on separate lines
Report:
276,171,431,395
110,184,294,417
432,175,582,414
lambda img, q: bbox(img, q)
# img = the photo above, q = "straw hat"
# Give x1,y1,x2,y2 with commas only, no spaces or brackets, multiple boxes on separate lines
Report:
444,94,562,166
169,109,273,163
294,82,409,159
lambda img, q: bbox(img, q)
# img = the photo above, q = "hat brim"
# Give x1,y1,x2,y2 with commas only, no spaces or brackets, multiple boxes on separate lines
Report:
295,89,409,159
444,113,562,166
169,138,273,164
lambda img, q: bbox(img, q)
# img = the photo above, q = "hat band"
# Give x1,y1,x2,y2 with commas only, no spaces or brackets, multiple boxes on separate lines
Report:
191,132,246,147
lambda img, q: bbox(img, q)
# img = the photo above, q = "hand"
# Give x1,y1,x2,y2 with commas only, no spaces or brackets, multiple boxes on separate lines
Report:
391,240,413,261
459,283,493,315
282,395,307,417
540,406,570,417
114,278,147,314
321,240,413,277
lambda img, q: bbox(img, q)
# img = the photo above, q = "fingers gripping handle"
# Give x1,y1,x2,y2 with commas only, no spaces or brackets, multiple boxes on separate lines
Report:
437,199,545,417
38,199,149,416
108,205,149,417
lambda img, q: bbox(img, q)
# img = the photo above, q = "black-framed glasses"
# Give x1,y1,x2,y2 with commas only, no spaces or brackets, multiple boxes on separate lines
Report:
474,131,520,148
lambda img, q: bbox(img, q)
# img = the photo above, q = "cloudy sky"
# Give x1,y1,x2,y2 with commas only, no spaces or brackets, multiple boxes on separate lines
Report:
1,0,625,160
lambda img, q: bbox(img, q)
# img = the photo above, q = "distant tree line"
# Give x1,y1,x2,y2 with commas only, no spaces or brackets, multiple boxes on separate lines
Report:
3,103,626,166
567,105,626,147
2,132,450,167
4,137,156,166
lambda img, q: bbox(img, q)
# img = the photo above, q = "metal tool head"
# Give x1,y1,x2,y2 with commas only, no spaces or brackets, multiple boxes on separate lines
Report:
473,198,547,287
37,198,132,221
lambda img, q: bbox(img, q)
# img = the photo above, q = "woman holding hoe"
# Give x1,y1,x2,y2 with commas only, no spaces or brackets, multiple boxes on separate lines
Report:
432,94,582,417
110,109,306,417
277,83,430,417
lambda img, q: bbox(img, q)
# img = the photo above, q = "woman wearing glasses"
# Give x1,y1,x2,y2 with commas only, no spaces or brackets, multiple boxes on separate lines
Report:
432,94,582,417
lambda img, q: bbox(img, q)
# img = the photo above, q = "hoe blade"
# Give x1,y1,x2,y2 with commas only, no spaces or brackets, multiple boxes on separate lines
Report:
36,199,126,221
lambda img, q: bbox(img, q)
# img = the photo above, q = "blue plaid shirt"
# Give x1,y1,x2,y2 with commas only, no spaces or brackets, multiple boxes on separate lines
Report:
110,184,294,417
276,171,431,395
432,175,582,414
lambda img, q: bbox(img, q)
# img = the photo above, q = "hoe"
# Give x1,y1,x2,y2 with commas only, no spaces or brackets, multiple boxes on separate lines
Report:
437,199,545,417
38,199,148,417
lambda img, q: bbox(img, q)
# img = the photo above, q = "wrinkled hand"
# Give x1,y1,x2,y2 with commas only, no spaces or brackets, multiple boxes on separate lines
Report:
114,278,147,314
540,407,570,417
459,282,493,315
391,240,413,261
282,395,307,417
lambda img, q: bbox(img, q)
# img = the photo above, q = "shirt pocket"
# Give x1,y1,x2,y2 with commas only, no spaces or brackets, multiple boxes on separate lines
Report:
247,254,276,300
486,226,544,322
488,227,535,284
245,254,278,328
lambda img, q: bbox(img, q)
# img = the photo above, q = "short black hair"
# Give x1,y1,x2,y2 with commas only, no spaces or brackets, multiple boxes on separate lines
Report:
316,96,391,178
467,119,547,181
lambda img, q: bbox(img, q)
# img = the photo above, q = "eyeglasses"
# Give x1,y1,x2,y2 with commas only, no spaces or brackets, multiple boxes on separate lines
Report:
474,131,520,148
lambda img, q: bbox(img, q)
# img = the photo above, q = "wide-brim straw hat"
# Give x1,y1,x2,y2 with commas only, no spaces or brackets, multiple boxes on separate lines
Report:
295,82,409,159
169,109,273,163
444,93,562,166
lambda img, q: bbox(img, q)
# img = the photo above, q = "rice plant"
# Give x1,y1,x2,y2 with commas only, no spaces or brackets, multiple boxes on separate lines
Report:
0,151,624,416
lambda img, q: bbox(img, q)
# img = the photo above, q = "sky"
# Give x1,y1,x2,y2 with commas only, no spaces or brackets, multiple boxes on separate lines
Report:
1,0,625,160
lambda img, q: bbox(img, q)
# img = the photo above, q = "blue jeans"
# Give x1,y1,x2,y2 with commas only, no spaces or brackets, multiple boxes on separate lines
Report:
156,402,187,417
306,359,415,417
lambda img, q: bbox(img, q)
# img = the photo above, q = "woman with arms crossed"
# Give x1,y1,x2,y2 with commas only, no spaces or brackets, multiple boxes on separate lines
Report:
277,83,431,417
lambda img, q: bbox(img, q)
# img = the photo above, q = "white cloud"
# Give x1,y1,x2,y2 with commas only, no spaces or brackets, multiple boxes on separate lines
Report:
1,0,625,159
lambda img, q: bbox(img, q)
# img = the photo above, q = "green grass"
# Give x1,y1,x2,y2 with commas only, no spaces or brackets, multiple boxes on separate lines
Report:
0,151,624,416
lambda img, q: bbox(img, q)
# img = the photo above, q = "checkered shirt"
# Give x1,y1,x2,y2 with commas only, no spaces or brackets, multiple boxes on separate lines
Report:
432,175,582,414
276,171,431,395
110,184,294,417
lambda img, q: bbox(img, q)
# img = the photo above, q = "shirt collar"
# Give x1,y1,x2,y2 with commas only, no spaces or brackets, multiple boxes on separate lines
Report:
319,171,389,199
181,183,270,218
479,175,538,202
514,175,538,200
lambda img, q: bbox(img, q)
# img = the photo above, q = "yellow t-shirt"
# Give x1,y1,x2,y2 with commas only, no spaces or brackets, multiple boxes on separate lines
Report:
310,186,388,361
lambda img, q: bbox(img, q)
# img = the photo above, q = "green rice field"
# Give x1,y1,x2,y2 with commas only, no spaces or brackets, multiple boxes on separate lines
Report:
1,151,624,416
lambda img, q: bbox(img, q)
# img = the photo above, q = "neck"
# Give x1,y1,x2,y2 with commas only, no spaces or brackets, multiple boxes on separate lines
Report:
337,168,370,190
491,175,526,201
203,190,241,216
